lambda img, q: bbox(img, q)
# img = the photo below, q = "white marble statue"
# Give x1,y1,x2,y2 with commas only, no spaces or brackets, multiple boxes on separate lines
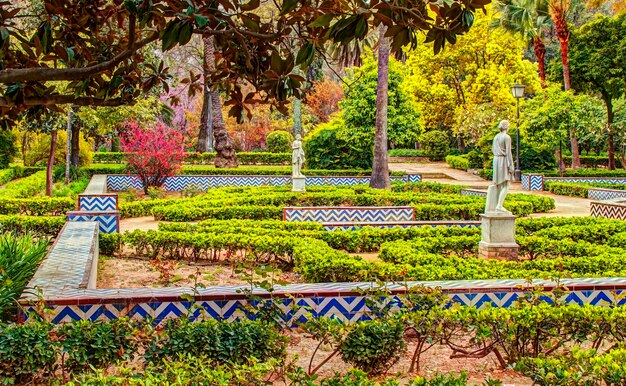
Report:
292,134,305,178
486,120,514,214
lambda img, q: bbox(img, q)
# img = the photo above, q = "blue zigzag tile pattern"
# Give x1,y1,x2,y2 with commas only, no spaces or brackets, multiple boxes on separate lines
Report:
67,212,119,233
322,221,481,231
521,174,544,190
20,288,626,325
544,177,626,184
588,188,626,201
106,174,422,191
79,195,117,211
284,206,415,222
460,189,487,197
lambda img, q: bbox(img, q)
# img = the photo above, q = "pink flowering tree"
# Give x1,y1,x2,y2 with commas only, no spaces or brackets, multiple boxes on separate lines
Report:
120,121,187,194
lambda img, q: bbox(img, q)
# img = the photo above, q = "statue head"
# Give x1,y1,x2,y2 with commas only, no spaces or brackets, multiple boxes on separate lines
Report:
498,120,510,132
295,134,301,141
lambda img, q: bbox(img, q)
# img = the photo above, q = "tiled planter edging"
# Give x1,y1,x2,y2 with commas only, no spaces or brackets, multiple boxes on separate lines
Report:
322,221,481,231
521,174,544,191
283,206,416,222
19,220,626,324
460,189,487,197
523,174,626,192
591,198,626,220
70,175,120,234
105,174,422,192
588,188,626,201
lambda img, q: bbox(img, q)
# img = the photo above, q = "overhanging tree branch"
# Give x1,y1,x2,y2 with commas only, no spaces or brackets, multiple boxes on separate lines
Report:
0,95,130,108
0,31,157,84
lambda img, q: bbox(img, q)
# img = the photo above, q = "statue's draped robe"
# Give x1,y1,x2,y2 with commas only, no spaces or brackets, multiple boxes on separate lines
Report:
492,132,514,185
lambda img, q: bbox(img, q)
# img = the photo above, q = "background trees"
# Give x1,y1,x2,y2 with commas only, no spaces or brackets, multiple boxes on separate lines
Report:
568,13,626,170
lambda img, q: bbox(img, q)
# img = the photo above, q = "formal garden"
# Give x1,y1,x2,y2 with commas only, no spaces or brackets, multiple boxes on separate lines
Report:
2,0,626,385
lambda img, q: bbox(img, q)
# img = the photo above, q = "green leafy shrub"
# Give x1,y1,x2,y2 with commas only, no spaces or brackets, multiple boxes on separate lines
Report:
445,155,469,170
388,148,423,157
145,319,287,366
0,322,57,383
520,144,556,171
0,215,65,236
0,233,49,321
420,131,449,161
339,318,407,374
0,170,46,198
266,131,293,153
0,165,41,186
59,318,140,373
0,131,16,169
304,118,373,169
0,197,75,216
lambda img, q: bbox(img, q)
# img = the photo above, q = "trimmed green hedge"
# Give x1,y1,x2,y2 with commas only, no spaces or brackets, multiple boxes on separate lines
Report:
92,151,292,165
83,164,403,177
0,166,42,186
544,181,626,198
388,149,423,157
0,215,64,236
0,197,74,216
132,185,553,221
445,155,469,171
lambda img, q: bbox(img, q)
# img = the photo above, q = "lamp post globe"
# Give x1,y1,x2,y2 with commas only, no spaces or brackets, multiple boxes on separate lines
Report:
511,84,525,182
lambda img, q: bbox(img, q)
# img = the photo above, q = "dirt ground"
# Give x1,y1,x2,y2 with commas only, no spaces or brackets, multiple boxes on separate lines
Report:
288,333,532,385
98,257,301,288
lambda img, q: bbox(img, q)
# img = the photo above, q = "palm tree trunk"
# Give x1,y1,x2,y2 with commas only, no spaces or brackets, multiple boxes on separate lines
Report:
370,25,391,189
603,95,616,170
46,130,57,197
533,36,547,89
553,10,580,169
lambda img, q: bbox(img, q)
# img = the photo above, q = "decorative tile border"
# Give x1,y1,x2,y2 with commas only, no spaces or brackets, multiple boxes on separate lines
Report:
545,177,626,184
283,206,415,222
67,211,119,233
521,174,543,191
78,194,118,211
460,189,487,197
19,278,626,324
588,188,626,201
591,199,626,220
105,174,422,191
322,220,481,231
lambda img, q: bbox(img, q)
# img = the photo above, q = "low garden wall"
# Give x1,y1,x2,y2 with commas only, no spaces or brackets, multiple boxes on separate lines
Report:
68,175,120,233
18,218,626,324
522,174,626,191
591,198,626,220
105,174,422,191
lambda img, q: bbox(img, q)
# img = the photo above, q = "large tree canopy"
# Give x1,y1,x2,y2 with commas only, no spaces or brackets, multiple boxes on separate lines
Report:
0,0,490,124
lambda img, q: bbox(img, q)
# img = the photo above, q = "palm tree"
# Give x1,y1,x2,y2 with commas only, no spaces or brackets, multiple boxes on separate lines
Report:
492,0,551,88
548,0,582,168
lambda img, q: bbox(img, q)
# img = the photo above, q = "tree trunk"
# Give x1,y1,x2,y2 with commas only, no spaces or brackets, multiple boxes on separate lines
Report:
196,36,212,153
202,35,238,167
293,97,302,136
533,36,547,89
554,12,580,168
604,95,615,170
69,105,80,167
65,109,72,184
46,130,57,197
370,26,391,189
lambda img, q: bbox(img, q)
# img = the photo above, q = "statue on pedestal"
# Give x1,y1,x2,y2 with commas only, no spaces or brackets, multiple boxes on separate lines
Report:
292,134,306,178
486,120,515,214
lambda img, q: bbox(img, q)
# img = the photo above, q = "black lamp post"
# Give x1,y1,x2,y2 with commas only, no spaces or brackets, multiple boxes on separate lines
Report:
511,83,525,182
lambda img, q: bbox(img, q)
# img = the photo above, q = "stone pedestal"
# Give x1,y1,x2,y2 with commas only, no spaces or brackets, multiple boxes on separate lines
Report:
292,176,306,192
479,212,518,260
